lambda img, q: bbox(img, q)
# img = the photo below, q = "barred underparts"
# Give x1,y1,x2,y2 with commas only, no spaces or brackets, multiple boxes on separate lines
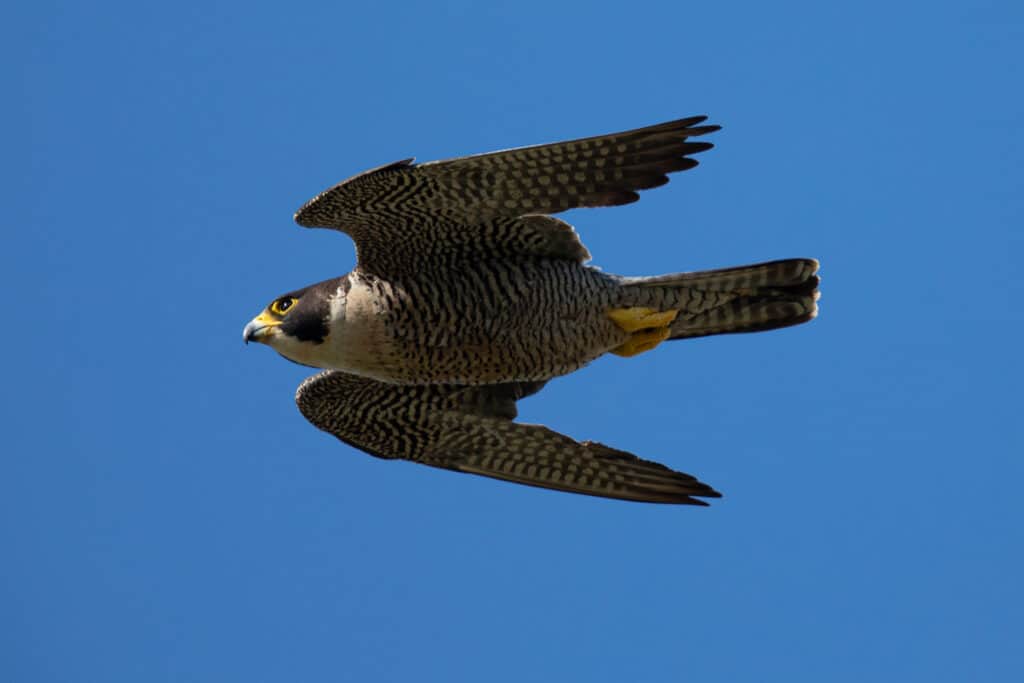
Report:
243,116,819,504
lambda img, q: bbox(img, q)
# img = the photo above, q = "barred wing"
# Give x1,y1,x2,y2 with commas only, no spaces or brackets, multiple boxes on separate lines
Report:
296,371,721,506
293,116,719,275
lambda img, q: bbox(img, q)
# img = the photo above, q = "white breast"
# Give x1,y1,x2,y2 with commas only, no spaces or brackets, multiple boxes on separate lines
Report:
314,279,397,377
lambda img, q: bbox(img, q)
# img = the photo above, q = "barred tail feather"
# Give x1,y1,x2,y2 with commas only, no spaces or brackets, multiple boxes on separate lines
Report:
633,258,820,340
668,294,817,340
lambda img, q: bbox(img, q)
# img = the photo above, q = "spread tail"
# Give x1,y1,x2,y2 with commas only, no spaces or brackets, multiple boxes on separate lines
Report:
625,258,820,341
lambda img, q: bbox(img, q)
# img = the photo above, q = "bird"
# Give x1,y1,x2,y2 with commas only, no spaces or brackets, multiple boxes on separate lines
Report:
243,116,820,505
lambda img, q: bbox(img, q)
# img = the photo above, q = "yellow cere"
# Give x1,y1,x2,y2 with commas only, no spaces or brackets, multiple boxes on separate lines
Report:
255,311,282,327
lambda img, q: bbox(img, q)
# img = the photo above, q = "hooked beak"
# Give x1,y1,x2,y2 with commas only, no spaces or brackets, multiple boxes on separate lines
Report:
243,313,280,344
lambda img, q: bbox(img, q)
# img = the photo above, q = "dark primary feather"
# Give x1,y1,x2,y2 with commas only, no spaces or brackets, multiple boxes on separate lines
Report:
292,116,719,276
296,371,721,505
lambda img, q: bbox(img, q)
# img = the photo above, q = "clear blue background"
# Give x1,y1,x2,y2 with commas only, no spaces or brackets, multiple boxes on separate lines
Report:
6,1,1022,681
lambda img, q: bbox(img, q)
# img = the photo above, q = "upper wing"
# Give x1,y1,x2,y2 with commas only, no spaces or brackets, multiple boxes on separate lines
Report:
293,116,719,276
296,371,722,506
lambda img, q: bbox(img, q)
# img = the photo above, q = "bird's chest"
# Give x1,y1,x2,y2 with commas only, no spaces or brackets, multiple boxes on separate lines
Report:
317,278,402,375
326,264,606,384
381,264,572,343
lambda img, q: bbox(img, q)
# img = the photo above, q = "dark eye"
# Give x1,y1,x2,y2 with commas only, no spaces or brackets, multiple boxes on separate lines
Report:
272,297,295,315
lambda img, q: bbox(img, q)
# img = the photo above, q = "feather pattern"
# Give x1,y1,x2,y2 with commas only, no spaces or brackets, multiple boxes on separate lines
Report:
296,371,721,505
293,116,719,276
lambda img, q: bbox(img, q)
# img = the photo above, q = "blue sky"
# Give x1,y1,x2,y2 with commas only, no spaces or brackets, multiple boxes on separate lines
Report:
6,1,1023,680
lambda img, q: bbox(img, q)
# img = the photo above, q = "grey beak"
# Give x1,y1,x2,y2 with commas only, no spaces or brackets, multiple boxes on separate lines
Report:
243,320,261,344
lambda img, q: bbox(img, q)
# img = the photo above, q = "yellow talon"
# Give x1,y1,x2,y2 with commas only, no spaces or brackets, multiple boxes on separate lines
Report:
611,327,672,357
608,307,679,332
607,306,679,357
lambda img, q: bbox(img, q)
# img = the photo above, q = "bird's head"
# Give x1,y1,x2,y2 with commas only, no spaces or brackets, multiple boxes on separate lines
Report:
243,277,345,367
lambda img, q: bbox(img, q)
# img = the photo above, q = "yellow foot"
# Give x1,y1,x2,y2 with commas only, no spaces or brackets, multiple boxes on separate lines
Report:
607,307,679,333
608,307,679,357
611,327,672,357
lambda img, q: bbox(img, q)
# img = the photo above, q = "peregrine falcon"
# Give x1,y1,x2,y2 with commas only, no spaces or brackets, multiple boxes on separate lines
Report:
243,116,820,504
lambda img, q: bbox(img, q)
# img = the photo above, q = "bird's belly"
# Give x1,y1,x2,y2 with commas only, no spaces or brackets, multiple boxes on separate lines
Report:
339,262,627,384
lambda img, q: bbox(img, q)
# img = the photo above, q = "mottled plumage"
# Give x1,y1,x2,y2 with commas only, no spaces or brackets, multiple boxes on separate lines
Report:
293,116,721,276
243,116,820,504
296,372,721,505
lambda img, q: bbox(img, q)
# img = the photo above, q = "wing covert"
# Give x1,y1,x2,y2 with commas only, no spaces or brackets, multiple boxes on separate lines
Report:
293,116,719,276
296,371,721,505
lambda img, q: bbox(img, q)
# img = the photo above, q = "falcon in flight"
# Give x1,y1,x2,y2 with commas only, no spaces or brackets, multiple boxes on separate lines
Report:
243,116,819,505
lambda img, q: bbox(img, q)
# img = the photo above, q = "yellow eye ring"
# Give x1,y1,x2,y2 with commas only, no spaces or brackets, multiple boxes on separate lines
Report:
271,297,297,315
